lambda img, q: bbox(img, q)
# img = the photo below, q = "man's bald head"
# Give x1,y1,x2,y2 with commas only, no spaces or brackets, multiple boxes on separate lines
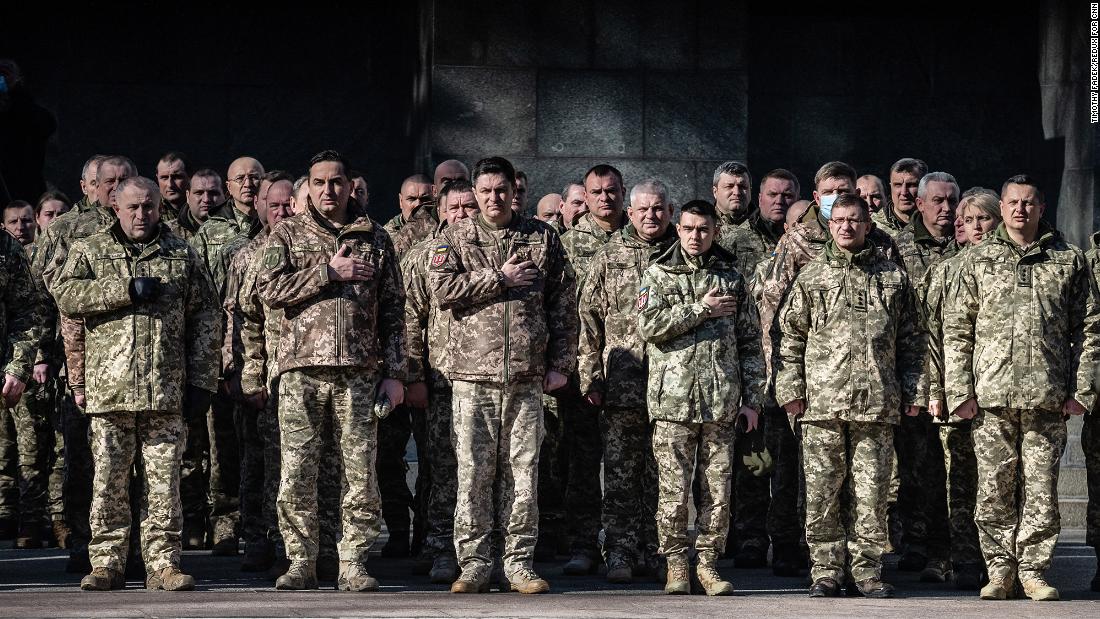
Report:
226,157,265,211
786,199,812,231
536,193,562,226
433,160,469,191
399,174,433,219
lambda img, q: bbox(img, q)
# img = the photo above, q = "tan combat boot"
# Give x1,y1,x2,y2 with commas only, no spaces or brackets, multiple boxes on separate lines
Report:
337,560,379,592
664,554,690,594
1021,577,1059,601
450,566,490,593
275,560,318,590
146,566,195,591
80,567,125,591
508,567,550,594
696,554,734,596
980,575,1012,600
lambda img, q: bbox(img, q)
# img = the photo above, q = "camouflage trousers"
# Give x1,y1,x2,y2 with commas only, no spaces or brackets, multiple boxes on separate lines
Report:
278,367,381,563
800,419,893,583
423,373,457,559
600,406,656,563
88,411,185,572
766,407,803,546
1083,407,1100,548
558,381,602,558
653,420,735,560
1,380,54,528
451,379,544,578
972,408,1066,581
937,421,981,566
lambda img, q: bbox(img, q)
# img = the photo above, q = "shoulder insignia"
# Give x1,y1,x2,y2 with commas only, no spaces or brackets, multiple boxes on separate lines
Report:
430,244,450,267
636,286,650,310
263,245,286,269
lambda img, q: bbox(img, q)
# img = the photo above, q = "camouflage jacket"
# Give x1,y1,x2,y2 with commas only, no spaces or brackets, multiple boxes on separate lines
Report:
255,205,406,380
0,232,47,382
637,242,766,423
894,216,961,300
191,199,259,298
578,223,677,408
428,213,578,383
401,223,448,384
166,203,205,242
392,204,439,258
159,198,180,223
223,228,267,378
774,239,923,424
870,205,906,238
920,247,970,408
31,201,117,387
943,222,1100,413
714,206,750,255
727,209,784,296
51,222,220,414
758,202,901,379
383,213,405,238
561,212,626,286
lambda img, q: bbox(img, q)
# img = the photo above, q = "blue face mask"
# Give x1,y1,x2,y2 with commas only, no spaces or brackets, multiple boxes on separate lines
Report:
819,193,839,220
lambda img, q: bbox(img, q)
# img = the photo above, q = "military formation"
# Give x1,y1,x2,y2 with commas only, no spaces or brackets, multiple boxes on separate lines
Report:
2,148,1100,603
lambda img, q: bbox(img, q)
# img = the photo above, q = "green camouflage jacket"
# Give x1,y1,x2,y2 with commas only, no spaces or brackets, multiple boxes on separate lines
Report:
943,222,1100,413
774,239,922,423
637,242,765,423
392,204,439,258
870,205,906,238
51,222,220,414
894,216,961,300
191,199,259,298
232,229,285,396
578,223,676,409
561,211,626,287
401,223,448,384
714,206,750,256
428,213,578,383
166,203,206,242
383,213,405,238
726,209,784,296
920,247,970,409
0,233,47,382
223,228,267,379
255,205,406,380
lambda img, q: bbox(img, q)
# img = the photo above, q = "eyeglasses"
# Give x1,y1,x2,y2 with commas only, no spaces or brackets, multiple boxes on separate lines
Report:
829,217,868,227
229,174,261,185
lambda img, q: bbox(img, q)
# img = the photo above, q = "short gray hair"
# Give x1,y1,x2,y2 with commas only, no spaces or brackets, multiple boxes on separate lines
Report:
80,154,108,181
293,175,309,192
917,171,959,199
561,182,584,198
96,155,138,182
712,161,751,188
115,176,161,201
629,179,670,206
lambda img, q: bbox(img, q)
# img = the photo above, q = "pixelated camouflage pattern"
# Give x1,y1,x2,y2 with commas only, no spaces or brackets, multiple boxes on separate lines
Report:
255,205,407,380
87,411,185,572
723,210,783,296
577,222,676,408
391,204,439,258
774,239,923,423
757,203,902,379
0,231,46,382
942,222,1100,414
401,223,447,384
383,213,405,238
429,214,577,383
714,208,749,256
871,206,906,238
971,407,1066,581
561,212,626,286
51,222,220,414
801,419,894,583
191,200,259,298
1085,231,1100,548
938,422,982,566
894,216,961,301
652,419,734,560
165,203,205,242
637,242,766,423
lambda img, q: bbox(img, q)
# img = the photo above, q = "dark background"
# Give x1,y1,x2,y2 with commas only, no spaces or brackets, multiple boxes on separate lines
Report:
1,1,1090,231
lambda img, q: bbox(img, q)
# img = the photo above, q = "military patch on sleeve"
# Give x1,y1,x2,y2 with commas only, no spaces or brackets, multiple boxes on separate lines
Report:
430,244,450,267
263,246,286,269
636,286,650,310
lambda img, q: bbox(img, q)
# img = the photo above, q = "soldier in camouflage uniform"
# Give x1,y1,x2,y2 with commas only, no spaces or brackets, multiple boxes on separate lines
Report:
154,152,190,224
222,171,296,572
53,177,219,591
712,161,752,233
169,168,224,244
922,189,1002,590
775,194,923,599
577,180,676,583
637,200,765,596
256,150,407,592
383,174,433,237
892,172,962,580
1085,229,1100,593
559,164,627,576
191,156,264,556
943,175,1100,602
401,179,479,583
870,158,927,238
32,155,137,573
534,193,563,231
428,157,577,594
724,169,801,572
